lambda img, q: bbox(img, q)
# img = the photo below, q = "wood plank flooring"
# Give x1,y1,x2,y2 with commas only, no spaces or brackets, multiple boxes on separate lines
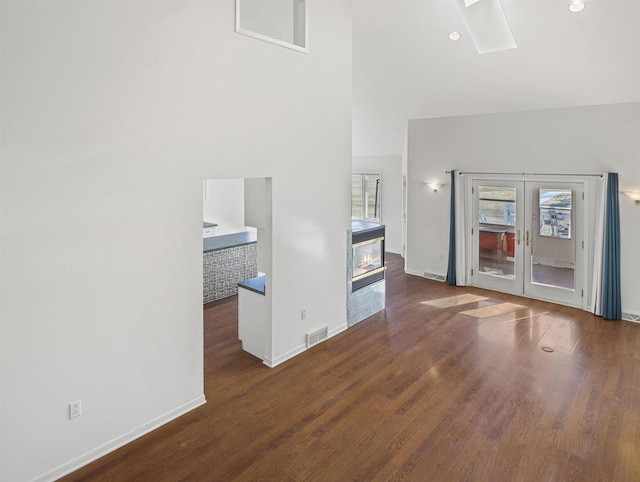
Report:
63,254,640,481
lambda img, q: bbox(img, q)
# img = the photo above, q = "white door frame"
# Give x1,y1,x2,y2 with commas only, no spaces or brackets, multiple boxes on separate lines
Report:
466,174,589,309
471,179,524,296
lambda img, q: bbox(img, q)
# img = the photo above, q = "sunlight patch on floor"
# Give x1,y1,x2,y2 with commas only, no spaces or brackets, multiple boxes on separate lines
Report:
422,293,489,308
461,302,528,319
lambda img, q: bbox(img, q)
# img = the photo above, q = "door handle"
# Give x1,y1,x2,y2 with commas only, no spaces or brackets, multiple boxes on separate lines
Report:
516,229,521,245
526,230,530,246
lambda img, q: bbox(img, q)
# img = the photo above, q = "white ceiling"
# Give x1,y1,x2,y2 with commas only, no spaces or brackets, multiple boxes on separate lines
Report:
353,0,640,156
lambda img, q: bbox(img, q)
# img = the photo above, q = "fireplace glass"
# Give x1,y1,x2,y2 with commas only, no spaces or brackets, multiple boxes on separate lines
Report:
352,236,385,291
353,238,383,278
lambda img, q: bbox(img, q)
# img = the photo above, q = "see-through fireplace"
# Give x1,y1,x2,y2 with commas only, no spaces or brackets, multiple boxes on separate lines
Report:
352,223,385,291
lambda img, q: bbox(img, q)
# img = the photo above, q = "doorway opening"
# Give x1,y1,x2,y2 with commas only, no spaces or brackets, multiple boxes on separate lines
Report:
202,177,272,365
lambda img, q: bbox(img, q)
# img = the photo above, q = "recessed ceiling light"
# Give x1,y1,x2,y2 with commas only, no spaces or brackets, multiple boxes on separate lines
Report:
448,31,461,41
568,0,585,13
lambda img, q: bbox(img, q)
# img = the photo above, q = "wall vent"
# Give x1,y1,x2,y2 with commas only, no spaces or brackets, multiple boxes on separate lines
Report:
622,312,640,323
306,326,328,348
423,272,446,282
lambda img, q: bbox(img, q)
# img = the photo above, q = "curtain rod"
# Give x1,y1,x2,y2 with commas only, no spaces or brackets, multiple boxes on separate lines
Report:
444,171,605,178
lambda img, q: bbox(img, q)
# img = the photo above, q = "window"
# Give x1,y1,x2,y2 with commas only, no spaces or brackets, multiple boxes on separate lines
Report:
236,0,307,53
539,189,572,238
352,173,381,222
478,186,516,226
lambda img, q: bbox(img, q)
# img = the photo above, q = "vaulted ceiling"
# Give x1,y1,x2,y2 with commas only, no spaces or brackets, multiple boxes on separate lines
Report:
353,0,640,156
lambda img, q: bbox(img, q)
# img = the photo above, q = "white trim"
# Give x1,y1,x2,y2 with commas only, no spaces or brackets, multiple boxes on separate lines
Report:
235,0,309,54
404,268,423,277
514,291,583,310
329,322,349,338
264,344,306,368
591,176,607,316
456,173,470,286
263,322,349,368
386,248,402,255
33,395,207,482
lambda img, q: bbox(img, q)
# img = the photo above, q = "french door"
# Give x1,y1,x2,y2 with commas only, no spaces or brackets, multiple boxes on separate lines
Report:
471,179,584,307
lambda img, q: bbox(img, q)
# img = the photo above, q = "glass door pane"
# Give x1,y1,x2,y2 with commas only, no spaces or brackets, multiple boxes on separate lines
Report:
532,188,574,289
524,182,583,307
364,174,381,221
351,173,381,222
472,180,524,296
478,185,516,279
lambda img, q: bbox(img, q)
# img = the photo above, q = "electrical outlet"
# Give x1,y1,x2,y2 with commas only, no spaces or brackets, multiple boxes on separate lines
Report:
301,309,306,320
69,400,81,419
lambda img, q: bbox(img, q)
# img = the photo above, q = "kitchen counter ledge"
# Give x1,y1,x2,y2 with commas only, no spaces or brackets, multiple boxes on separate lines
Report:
203,231,257,253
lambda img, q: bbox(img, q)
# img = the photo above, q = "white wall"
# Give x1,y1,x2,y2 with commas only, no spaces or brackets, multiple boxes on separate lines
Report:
406,102,640,315
0,1,352,481
352,156,402,254
203,178,247,236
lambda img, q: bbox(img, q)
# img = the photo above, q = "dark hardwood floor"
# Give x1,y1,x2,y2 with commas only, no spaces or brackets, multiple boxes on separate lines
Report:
64,254,640,481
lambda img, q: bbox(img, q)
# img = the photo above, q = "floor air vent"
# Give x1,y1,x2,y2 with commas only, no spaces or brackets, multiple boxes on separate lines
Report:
423,272,446,282
306,326,328,348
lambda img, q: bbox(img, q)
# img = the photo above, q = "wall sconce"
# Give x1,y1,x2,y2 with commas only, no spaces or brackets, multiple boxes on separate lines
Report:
623,191,640,203
427,182,443,192
568,0,586,13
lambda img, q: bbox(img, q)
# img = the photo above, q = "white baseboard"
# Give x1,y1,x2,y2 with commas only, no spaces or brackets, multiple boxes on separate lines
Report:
263,322,349,368
264,344,306,368
622,311,640,323
386,248,402,255
329,322,348,337
404,269,423,277
35,395,206,482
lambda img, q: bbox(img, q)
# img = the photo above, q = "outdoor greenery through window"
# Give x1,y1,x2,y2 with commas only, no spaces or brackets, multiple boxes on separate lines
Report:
478,186,516,226
352,173,381,221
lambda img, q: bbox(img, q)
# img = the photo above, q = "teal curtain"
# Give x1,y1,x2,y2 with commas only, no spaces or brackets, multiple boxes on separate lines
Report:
446,170,456,285
602,173,622,320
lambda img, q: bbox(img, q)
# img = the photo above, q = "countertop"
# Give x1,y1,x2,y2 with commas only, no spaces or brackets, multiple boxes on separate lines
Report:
203,231,257,253
238,274,266,295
